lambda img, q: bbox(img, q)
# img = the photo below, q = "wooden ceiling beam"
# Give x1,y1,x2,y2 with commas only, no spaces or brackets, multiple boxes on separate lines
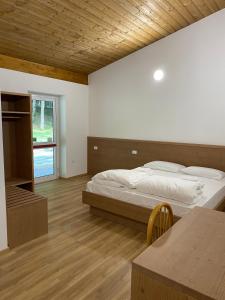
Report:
0,54,88,85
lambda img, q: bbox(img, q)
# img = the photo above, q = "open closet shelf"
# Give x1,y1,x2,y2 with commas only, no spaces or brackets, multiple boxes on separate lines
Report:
1,91,48,249
2,111,31,120
2,111,31,115
6,178,33,187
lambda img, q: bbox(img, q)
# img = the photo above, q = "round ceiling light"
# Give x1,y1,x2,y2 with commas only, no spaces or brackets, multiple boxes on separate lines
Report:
153,69,164,81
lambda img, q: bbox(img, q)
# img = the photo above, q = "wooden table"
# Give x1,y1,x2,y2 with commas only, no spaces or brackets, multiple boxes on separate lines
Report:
131,207,225,300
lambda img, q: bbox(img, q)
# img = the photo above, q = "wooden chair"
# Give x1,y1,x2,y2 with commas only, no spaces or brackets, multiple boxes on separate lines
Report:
147,203,174,245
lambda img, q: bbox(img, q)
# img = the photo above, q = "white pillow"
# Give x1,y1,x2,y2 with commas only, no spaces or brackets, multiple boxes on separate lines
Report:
143,161,185,173
181,166,225,180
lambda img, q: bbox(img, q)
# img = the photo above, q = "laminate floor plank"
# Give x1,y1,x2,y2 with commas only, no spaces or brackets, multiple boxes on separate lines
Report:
0,176,146,300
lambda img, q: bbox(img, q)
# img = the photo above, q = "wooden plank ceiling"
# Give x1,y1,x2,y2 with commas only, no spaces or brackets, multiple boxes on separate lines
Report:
0,0,224,76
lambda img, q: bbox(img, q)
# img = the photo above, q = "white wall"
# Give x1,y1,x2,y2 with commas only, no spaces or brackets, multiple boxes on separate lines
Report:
0,68,89,177
0,69,89,250
89,9,225,146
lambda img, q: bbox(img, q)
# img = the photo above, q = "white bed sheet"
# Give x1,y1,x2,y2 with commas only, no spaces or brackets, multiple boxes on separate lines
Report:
86,168,225,218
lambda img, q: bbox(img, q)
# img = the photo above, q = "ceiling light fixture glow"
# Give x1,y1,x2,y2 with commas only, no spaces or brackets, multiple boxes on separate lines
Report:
153,69,164,81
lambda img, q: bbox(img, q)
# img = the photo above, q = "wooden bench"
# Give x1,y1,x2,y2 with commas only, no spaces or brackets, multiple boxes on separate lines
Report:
6,186,48,248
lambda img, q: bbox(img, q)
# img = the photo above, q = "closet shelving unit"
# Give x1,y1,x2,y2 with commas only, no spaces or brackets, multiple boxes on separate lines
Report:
1,91,48,248
1,91,34,192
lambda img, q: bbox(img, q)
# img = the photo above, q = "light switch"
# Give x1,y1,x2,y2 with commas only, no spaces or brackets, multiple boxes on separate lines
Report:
94,146,98,150
131,150,138,155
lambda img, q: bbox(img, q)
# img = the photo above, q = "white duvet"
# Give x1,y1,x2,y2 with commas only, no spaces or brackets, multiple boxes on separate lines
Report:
92,169,151,188
92,168,204,205
135,175,203,205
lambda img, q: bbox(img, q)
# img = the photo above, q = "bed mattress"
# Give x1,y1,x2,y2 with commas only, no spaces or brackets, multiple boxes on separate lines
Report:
86,169,225,218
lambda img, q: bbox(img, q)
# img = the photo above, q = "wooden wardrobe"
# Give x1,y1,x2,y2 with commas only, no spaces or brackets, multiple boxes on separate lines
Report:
1,91,48,248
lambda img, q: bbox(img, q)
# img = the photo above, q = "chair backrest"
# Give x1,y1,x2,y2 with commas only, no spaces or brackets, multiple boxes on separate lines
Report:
147,203,174,245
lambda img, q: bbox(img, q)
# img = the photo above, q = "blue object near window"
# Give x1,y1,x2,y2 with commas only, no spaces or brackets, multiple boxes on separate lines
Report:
33,148,54,178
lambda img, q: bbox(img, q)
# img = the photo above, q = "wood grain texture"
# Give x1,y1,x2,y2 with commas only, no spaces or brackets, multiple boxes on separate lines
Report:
0,175,147,300
83,190,225,233
131,267,197,300
90,206,147,232
1,91,34,192
83,190,154,224
132,207,225,300
88,136,225,174
6,186,48,249
0,54,88,84
0,0,223,74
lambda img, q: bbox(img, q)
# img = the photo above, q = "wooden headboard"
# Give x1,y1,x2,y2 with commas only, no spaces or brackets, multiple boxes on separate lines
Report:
87,137,225,175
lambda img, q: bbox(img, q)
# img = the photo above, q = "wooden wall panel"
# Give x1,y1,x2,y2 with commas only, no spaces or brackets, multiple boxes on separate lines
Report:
0,54,88,85
88,136,225,174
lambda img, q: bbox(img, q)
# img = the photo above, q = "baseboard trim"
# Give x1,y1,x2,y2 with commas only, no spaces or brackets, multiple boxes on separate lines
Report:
0,247,9,255
60,173,89,179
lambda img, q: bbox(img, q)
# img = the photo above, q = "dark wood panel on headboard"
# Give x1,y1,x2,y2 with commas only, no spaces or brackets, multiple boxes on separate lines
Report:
87,137,225,175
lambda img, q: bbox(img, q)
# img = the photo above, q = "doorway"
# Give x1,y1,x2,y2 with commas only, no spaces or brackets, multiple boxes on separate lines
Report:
32,94,59,183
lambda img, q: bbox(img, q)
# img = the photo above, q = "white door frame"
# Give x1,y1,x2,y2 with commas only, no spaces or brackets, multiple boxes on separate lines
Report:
32,94,59,183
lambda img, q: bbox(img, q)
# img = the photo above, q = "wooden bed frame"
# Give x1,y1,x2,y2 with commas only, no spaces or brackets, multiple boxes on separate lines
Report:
83,137,225,232
82,191,225,232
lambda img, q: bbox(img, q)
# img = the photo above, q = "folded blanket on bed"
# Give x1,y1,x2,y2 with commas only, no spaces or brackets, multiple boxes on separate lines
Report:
136,175,204,205
92,169,153,188
93,179,125,188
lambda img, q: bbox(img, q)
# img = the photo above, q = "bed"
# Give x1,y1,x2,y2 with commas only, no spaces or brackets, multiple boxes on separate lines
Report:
83,138,225,232
83,168,225,231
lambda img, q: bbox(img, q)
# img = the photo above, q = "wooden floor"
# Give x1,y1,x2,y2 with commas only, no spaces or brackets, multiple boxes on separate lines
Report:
0,176,147,300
